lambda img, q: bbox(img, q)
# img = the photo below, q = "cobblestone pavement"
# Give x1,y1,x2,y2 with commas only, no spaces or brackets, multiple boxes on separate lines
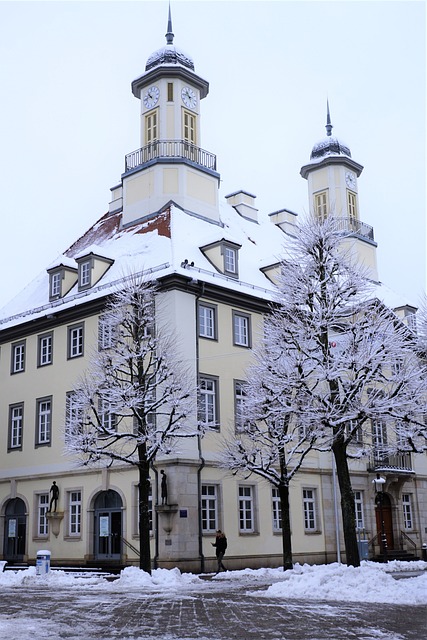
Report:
0,575,425,639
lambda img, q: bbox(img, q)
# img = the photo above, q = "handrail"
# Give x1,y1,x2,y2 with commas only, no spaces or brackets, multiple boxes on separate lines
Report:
125,140,217,174
121,537,140,557
400,530,416,551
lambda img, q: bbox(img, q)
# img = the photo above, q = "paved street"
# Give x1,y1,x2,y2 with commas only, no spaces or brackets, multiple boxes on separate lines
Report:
0,574,425,639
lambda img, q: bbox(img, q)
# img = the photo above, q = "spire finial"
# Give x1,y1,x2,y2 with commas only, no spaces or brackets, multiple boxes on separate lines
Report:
326,99,333,137
166,2,174,45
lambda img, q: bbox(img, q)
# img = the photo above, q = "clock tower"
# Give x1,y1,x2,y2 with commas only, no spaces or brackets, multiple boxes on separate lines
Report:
300,103,379,281
116,7,221,226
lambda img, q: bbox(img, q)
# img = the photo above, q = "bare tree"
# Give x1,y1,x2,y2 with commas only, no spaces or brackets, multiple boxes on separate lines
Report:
65,274,198,573
221,216,426,568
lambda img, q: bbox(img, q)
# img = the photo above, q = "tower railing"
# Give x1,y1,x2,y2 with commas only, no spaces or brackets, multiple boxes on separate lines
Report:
333,217,375,241
125,140,217,174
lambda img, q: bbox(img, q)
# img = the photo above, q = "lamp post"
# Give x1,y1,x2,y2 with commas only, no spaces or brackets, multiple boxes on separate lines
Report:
372,473,387,561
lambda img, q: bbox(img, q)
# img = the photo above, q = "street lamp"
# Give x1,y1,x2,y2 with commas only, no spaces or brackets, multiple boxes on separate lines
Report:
372,473,387,561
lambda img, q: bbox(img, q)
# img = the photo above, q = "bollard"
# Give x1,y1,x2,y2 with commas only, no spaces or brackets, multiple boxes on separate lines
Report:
422,544,427,562
36,550,51,576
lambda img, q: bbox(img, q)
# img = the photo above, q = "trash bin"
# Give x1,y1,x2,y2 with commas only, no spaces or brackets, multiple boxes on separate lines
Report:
422,544,427,562
36,550,51,575
358,539,369,561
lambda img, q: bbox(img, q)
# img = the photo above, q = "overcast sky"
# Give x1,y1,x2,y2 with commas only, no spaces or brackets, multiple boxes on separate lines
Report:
0,0,425,309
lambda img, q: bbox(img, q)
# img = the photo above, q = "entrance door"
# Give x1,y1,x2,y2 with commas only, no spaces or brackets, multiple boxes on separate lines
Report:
3,498,26,562
94,491,122,560
375,493,394,550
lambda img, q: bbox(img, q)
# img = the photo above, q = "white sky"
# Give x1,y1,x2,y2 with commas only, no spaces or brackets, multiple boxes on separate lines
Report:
0,0,425,309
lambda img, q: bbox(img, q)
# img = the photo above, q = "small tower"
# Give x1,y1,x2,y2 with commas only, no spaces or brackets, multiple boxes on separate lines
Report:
116,7,221,226
300,103,379,280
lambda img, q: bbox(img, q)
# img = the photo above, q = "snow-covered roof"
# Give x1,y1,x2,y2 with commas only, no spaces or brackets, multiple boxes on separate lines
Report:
145,44,195,72
310,135,351,161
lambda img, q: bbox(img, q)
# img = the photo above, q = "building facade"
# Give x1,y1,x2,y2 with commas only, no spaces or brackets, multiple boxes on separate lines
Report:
0,13,425,572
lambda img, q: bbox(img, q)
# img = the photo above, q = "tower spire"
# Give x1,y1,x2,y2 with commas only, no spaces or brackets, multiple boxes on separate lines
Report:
166,2,174,45
326,99,333,137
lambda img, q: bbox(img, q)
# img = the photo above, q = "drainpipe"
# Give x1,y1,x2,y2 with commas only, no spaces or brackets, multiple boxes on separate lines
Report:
332,454,341,563
195,281,206,573
151,463,159,569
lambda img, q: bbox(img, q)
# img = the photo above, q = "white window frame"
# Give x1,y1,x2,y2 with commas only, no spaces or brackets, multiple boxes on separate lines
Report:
234,380,248,432
9,403,24,450
402,494,413,530
99,398,116,431
201,484,219,533
198,303,217,340
68,490,82,537
354,490,365,530
11,341,25,374
232,311,251,347
37,493,49,537
224,246,237,275
36,397,52,446
68,323,84,359
272,487,282,532
38,332,53,367
239,485,255,533
372,419,387,459
303,488,318,532
98,314,117,350
198,375,219,429
50,271,62,298
134,483,153,534
79,260,91,289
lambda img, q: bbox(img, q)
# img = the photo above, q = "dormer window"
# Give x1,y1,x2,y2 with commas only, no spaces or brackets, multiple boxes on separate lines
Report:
200,239,241,279
47,261,78,301
74,247,114,292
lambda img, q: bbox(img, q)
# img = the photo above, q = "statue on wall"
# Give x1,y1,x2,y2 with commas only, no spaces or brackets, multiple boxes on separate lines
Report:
48,481,59,512
160,470,168,505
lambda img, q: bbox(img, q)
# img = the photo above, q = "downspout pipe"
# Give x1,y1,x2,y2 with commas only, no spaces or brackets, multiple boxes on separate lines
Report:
195,281,206,573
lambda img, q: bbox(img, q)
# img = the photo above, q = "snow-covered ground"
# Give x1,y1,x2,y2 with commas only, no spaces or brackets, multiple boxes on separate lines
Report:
1,560,426,605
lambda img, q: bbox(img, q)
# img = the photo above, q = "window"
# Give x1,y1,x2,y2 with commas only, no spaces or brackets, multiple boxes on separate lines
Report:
145,111,158,144
36,397,52,446
198,376,219,429
239,486,255,533
314,191,328,220
272,487,282,532
345,420,363,444
223,245,238,276
234,380,248,432
79,260,91,289
167,82,174,102
303,488,318,532
38,332,53,367
68,491,82,536
201,484,218,533
8,403,24,450
11,341,25,374
183,110,196,144
198,303,217,340
402,494,413,530
135,483,153,534
233,311,251,347
68,323,84,359
37,493,49,537
372,420,387,460
354,491,365,530
50,271,62,298
98,314,117,350
347,191,357,219
65,392,83,438
99,398,116,431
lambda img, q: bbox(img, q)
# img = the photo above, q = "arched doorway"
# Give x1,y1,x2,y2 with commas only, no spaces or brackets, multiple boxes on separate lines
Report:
3,498,26,562
94,490,123,561
375,493,394,551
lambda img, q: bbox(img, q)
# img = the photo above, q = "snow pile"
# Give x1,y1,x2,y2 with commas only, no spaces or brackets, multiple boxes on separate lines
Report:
255,562,427,605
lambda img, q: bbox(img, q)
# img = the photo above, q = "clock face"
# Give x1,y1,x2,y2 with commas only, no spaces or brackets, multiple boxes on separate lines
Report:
345,171,356,189
181,86,197,109
143,86,160,109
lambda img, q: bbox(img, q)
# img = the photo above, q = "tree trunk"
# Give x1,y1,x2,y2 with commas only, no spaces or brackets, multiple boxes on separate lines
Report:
278,482,293,570
332,440,360,567
138,446,152,573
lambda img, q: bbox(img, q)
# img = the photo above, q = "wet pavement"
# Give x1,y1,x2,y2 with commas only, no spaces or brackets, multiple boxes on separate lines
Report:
0,574,425,639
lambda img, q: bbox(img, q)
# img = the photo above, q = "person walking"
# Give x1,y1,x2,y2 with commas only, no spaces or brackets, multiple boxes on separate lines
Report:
212,529,227,574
